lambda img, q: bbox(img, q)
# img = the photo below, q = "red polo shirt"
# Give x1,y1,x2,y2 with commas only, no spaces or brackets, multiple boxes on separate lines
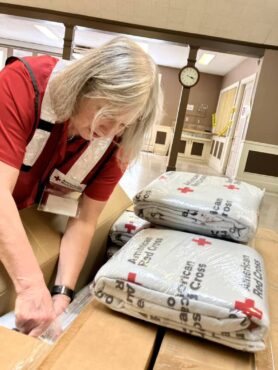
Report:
0,56,125,209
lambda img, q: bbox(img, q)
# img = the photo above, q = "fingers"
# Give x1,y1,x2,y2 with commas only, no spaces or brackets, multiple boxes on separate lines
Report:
15,285,57,337
29,325,49,338
16,310,56,337
52,295,71,317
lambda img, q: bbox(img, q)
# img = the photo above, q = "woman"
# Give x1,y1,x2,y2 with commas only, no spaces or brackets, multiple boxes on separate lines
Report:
0,36,163,336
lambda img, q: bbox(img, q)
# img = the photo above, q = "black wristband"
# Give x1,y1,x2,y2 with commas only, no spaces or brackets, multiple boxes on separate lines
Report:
51,285,75,302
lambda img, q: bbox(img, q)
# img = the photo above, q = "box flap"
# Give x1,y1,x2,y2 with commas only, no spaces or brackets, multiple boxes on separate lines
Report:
154,330,253,370
0,326,44,369
39,300,157,370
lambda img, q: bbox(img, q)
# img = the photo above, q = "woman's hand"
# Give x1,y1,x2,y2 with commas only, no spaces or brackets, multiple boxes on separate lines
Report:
15,282,56,337
52,294,71,317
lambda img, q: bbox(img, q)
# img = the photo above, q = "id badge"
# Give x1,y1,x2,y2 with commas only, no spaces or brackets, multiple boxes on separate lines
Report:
38,169,86,218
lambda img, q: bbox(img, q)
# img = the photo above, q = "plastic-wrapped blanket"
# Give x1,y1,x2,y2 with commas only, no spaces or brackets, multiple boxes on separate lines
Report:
93,229,269,352
109,210,151,246
133,172,264,243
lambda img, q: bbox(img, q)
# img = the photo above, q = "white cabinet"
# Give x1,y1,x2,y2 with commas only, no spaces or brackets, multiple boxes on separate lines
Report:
178,135,212,162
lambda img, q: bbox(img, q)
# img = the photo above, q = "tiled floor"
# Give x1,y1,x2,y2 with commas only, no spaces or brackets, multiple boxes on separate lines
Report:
120,152,278,232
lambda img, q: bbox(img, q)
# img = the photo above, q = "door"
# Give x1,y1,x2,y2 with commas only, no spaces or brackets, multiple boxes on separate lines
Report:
209,84,238,173
226,80,254,178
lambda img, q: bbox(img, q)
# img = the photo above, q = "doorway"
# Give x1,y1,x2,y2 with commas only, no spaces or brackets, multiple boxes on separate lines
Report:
225,75,256,178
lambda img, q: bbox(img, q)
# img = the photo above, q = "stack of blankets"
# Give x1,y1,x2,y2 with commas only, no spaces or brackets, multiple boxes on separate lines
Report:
133,172,264,243
94,171,268,352
93,228,269,352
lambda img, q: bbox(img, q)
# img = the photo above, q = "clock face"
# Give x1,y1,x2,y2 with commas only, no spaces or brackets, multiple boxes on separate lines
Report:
179,66,199,88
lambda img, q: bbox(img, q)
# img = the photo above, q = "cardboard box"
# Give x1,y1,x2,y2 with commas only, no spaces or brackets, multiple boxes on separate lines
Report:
0,195,276,370
0,185,132,315
154,228,278,370
0,300,158,370
0,185,158,369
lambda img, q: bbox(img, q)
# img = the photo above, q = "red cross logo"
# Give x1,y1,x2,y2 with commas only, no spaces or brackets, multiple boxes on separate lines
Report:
192,238,212,246
235,298,263,320
54,176,61,182
224,185,239,190
125,223,136,233
127,272,141,285
177,187,194,194
159,175,167,180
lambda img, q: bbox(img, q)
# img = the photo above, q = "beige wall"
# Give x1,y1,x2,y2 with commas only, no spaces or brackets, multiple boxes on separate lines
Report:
2,1,278,47
187,73,222,131
159,66,181,127
246,49,278,145
221,58,261,89
159,65,222,131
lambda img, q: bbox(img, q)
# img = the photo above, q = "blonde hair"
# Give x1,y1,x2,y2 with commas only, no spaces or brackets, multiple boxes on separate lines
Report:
49,36,163,164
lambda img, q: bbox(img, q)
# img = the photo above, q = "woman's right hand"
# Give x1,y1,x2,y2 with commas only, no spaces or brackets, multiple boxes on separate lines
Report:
15,282,56,337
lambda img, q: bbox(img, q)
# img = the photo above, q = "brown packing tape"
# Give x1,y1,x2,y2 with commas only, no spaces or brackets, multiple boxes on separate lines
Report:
154,228,278,370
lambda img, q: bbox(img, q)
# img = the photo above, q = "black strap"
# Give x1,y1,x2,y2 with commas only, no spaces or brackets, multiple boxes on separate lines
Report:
38,119,54,133
6,56,40,126
51,285,75,302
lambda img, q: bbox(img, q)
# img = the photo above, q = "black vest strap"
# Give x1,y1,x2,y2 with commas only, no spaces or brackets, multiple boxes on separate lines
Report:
38,119,55,132
6,56,40,126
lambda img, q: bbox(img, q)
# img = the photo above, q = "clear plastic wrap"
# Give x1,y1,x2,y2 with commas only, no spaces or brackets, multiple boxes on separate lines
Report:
133,172,264,243
93,228,269,352
11,284,94,369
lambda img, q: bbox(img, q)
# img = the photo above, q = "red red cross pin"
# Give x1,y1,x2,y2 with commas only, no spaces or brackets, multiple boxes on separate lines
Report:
54,176,61,181
224,185,239,190
235,298,263,320
177,187,194,194
125,223,136,233
192,238,212,246
127,272,141,285
159,175,167,180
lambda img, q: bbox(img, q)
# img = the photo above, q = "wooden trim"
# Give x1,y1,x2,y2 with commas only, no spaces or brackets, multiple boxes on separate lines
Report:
167,47,198,171
0,3,270,57
63,24,75,60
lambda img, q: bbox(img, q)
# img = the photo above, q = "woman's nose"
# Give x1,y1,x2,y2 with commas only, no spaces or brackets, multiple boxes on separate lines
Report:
100,120,123,136
99,122,114,136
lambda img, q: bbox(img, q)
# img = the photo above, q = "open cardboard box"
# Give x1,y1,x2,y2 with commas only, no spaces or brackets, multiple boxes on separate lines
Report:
0,300,158,369
0,185,160,369
0,185,133,315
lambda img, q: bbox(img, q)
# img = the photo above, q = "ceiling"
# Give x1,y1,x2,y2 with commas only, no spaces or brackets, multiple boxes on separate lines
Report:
0,14,254,76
